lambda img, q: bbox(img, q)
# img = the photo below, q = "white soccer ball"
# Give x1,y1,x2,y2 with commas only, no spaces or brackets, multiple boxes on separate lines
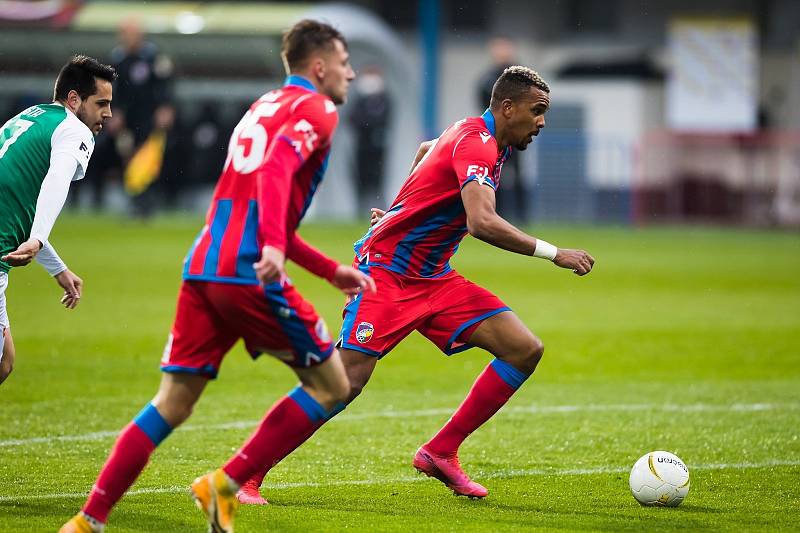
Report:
629,451,690,507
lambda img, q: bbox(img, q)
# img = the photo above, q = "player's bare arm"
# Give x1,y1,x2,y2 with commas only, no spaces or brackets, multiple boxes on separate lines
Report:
461,180,594,275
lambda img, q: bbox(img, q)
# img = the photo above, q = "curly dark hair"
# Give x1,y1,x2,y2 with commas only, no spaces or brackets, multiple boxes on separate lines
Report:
490,66,550,110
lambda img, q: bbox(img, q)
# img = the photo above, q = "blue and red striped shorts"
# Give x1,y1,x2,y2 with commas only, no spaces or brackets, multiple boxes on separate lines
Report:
162,279,333,378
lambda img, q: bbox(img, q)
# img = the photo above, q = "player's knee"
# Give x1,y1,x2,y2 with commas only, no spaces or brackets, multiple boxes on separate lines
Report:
520,335,544,375
310,380,350,411
527,335,545,363
498,332,543,374
152,398,193,427
347,380,365,403
329,374,351,405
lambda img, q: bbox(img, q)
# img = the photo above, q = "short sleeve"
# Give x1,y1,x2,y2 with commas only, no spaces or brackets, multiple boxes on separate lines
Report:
50,115,94,181
275,95,338,163
451,130,499,190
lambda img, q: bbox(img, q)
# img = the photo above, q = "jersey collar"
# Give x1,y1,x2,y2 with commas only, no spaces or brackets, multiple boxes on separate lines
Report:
480,108,497,138
284,75,317,92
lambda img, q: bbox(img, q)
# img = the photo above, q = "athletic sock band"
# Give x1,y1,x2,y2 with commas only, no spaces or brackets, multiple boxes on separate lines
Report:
132,403,173,446
287,385,330,422
490,359,529,389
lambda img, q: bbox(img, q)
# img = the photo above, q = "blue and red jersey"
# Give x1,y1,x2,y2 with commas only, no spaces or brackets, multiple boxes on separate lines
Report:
354,109,510,278
183,76,340,285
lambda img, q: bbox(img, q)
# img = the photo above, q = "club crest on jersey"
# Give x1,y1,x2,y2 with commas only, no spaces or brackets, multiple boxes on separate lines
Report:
355,322,374,344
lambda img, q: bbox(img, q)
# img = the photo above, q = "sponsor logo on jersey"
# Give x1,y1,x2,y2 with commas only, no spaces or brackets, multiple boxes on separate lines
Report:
466,164,492,186
356,321,374,343
294,119,319,152
467,164,490,178
479,131,491,144
79,142,88,153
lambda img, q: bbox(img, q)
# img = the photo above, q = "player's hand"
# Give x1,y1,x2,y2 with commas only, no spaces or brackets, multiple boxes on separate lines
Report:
1,238,42,267
253,245,285,285
370,208,386,227
54,269,83,309
553,248,595,276
330,265,377,296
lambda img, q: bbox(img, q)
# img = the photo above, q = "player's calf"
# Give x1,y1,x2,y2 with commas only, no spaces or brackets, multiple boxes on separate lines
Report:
0,329,15,385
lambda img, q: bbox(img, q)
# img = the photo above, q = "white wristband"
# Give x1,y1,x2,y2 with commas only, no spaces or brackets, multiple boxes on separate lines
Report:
533,239,558,261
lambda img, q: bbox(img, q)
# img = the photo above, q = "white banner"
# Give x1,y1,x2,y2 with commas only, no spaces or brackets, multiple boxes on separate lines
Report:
667,17,758,132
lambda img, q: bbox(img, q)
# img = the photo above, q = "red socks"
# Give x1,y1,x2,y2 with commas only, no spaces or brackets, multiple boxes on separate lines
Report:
82,423,156,522
223,386,329,485
425,359,528,456
82,403,172,523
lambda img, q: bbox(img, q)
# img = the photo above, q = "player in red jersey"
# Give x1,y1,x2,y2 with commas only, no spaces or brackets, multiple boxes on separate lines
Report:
238,66,595,502
61,20,372,533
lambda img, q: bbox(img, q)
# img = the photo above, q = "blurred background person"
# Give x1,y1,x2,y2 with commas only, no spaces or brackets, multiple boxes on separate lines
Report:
348,65,392,216
475,36,528,223
79,16,176,217
175,100,229,207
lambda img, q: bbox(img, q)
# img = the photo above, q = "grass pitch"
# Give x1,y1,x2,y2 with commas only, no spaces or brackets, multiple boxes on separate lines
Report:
0,215,798,532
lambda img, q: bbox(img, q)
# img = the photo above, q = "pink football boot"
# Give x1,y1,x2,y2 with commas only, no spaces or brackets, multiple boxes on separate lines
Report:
413,446,488,498
236,478,269,505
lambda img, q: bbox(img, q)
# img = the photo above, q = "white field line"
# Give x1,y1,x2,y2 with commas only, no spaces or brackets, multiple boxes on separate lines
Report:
0,459,798,502
1,401,798,448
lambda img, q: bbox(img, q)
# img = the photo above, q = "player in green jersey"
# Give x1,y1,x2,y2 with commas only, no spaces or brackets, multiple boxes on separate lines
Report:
0,55,115,385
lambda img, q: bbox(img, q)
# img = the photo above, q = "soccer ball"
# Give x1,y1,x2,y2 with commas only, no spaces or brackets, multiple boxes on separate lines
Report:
629,451,690,507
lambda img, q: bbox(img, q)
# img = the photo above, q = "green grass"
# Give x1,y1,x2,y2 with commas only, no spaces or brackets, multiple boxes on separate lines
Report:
1,215,799,532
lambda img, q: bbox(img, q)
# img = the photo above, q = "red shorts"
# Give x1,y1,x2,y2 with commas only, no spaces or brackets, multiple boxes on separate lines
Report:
161,280,333,378
337,265,510,358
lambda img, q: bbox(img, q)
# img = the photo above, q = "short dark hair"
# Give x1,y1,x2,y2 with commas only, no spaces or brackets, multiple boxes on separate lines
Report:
53,55,117,102
489,66,550,109
281,19,347,73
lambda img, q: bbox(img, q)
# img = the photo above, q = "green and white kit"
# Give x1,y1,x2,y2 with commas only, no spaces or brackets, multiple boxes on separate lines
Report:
0,103,94,333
